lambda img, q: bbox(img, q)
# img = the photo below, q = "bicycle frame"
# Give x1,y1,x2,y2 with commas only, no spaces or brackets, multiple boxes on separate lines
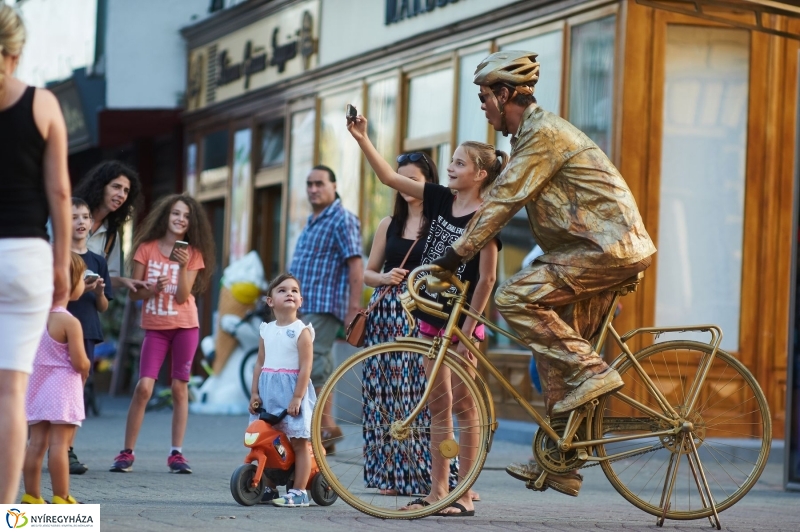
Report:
398,265,724,454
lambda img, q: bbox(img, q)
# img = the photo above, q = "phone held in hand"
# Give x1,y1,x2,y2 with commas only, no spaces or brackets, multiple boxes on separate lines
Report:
169,240,189,261
83,270,99,284
346,104,357,122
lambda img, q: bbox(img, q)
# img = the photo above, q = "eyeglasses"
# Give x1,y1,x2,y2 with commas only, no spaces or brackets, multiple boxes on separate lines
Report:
396,152,428,165
478,92,490,104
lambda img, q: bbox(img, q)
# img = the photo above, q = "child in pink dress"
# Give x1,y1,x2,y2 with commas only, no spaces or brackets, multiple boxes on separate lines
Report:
21,253,91,504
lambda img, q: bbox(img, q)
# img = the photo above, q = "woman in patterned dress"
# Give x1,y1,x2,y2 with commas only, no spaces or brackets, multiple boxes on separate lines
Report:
361,153,439,496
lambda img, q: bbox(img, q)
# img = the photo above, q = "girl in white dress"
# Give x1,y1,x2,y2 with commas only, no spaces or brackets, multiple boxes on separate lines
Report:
248,273,316,507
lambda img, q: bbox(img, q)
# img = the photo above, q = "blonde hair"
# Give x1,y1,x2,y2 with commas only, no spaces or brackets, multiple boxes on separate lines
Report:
69,252,86,292
459,141,509,191
0,5,25,93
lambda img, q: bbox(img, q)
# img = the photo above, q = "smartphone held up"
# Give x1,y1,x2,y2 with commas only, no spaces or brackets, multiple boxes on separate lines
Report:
346,104,357,122
169,240,189,261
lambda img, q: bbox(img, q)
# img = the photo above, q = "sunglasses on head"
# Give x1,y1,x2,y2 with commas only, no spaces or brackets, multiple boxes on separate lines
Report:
396,152,428,165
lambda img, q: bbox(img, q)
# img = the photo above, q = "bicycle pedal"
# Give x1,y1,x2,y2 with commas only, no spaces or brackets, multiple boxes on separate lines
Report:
525,479,548,492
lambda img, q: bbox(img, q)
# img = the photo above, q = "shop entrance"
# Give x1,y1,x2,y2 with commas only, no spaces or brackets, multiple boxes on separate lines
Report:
252,184,283,282
198,198,226,338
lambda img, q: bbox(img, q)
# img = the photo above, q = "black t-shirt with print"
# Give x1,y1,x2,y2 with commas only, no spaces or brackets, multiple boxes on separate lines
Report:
412,182,500,329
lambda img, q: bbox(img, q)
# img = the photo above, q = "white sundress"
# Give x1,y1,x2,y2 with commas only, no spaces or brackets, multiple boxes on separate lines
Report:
249,319,317,439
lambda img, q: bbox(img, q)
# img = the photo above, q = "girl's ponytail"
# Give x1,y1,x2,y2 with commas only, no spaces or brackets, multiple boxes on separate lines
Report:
491,149,509,182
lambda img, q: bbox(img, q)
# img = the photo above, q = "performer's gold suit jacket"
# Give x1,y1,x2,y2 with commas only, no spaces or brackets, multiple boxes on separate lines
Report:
453,105,655,267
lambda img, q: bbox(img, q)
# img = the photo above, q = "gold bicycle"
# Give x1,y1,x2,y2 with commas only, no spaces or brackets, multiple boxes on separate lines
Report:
311,265,771,527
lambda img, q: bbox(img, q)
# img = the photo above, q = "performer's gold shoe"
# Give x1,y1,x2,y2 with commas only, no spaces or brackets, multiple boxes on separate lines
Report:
506,462,583,497
551,368,624,415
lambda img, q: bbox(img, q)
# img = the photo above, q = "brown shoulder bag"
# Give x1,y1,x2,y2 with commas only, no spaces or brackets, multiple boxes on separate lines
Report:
345,238,420,347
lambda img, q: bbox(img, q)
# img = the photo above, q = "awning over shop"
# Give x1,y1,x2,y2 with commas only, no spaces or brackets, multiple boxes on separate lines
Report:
97,110,182,149
636,0,800,39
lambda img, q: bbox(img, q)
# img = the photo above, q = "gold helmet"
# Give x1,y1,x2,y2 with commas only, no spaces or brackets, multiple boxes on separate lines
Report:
473,50,540,90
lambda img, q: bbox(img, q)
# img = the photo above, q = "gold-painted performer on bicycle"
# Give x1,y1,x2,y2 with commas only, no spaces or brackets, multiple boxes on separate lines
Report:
432,50,657,497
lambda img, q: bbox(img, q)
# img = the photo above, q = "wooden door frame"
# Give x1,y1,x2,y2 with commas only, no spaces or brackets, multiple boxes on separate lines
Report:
619,0,800,436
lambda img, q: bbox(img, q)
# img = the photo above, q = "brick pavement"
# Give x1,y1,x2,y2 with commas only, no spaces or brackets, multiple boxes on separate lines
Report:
19,396,800,531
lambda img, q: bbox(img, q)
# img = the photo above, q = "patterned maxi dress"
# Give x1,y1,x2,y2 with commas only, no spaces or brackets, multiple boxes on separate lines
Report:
361,218,457,494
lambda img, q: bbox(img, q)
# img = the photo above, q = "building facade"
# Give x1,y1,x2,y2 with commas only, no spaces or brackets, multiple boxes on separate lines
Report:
15,0,209,211
181,0,800,462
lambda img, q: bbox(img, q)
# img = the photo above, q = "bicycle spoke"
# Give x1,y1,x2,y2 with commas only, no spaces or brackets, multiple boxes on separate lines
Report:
313,343,489,517
595,341,770,520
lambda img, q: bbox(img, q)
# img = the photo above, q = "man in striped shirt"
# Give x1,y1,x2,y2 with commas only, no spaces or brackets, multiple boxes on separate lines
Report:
290,165,363,452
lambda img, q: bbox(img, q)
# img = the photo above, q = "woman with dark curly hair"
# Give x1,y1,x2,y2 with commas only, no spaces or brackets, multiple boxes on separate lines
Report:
74,160,148,293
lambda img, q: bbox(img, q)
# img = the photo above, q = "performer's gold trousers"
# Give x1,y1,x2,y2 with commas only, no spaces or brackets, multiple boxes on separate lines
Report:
494,257,652,413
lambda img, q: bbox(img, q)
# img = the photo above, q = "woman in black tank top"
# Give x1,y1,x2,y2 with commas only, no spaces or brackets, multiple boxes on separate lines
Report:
360,154,463,496
0,4,72,504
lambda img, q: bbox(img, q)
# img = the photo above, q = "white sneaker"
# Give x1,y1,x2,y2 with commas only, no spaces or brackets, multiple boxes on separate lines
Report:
272,489,309,507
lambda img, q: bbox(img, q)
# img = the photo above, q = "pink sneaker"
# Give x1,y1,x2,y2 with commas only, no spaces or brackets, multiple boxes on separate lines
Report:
110,449,134,472
167,450,192,474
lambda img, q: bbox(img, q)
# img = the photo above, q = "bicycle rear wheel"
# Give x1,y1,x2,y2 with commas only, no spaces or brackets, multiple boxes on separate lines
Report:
311,342,490,519
594,340,771,520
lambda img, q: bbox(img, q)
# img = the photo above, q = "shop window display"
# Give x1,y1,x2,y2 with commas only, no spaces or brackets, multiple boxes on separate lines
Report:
568,15,616,158
259,119,285,168
362,77,398,254
285,109,316,267
406,68,453,140
654,26,749,351
320,88,364,215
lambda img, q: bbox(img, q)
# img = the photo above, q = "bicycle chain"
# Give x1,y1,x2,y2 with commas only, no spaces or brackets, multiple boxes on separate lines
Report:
577,442,665,469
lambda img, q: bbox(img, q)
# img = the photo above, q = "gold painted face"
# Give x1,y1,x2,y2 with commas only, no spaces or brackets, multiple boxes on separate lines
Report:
478,86,503,131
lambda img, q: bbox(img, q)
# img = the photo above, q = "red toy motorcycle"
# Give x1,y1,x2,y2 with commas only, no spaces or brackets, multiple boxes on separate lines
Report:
230,408,337,506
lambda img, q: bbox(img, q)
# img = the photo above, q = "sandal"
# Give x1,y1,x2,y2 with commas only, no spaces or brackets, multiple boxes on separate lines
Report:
435,501,474,517
401,498,430,510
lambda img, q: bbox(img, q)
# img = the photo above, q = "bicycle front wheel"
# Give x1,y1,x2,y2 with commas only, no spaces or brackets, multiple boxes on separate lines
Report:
594,340,771,520
311,341,490,519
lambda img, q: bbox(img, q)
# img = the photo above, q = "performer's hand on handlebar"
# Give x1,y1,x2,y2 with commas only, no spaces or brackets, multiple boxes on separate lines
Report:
346,114,368,142
431,246,464,279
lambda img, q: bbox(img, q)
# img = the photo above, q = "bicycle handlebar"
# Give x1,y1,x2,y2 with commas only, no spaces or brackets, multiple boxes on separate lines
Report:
403,264,468,314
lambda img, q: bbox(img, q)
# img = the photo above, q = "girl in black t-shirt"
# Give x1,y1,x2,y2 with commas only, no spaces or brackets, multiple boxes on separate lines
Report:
349,115,506,516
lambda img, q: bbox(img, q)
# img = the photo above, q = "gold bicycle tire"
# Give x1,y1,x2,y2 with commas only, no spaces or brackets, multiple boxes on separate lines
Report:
594,340,771,520
311,341,491,519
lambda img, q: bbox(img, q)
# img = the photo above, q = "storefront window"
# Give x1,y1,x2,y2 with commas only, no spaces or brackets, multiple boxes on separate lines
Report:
259,119,285,168
362,77,399,253
229,128,252,263
435,142,451,185
285,108,316,267
568,16,616,158
458,50,489,146
320,88,364,215
407,68,453,140
496,29,563,154
185,143,197,196
655,26,749,352
200,130,229,191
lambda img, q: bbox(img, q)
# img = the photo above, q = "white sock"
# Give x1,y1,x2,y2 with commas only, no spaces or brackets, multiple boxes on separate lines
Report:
170,446,182,454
